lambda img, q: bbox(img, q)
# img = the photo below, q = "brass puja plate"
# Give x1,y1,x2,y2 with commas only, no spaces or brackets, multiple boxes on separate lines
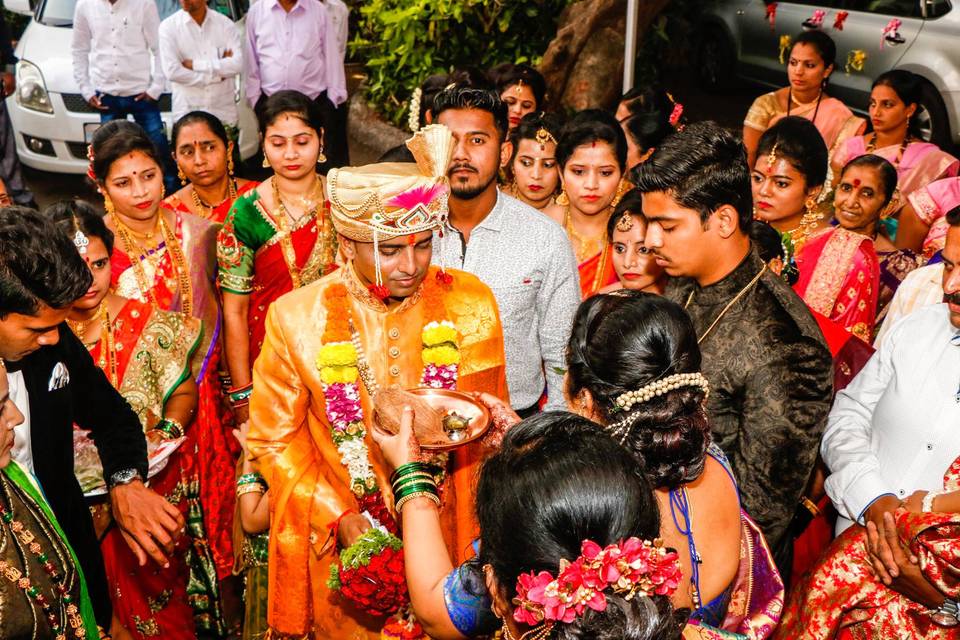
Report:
407,388,491,451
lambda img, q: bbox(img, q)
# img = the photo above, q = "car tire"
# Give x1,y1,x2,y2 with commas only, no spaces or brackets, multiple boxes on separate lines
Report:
915,81,951,149
696,26,735,92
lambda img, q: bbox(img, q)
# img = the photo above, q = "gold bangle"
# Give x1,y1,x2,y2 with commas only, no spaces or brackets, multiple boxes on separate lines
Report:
236,483,266,498
395,491,440,513
800,496,821,517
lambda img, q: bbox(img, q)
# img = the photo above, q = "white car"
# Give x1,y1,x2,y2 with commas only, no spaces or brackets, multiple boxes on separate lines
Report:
3,0,258,174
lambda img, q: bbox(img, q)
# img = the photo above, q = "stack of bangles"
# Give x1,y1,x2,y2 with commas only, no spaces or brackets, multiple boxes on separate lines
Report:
237,472,267,497
154,417,185,439
228,383,253,409
391,462,441,513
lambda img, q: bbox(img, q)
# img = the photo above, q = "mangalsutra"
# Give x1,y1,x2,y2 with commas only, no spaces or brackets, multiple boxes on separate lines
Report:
865,133,910,171
271,175,325,289
157,214,194,316
66,300,105,343
190,178,238,220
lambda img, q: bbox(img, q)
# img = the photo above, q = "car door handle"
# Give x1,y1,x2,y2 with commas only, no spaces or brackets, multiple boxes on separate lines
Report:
884,32,906,45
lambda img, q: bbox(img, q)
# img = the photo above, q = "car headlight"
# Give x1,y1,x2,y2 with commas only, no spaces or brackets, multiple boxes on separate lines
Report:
16,60,53,114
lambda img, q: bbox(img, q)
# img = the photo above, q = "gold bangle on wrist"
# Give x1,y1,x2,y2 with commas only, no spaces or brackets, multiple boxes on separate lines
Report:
800,496,821,517
236,483,266,498
395,491,440,513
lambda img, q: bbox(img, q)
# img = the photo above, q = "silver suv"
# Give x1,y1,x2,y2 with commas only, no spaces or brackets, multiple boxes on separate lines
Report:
696,0,959,147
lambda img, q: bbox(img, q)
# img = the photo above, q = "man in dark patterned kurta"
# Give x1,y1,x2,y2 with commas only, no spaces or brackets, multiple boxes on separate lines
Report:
634,122,833,570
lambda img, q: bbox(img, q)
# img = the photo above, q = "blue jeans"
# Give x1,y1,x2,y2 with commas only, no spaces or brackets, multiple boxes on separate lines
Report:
98,93,177,192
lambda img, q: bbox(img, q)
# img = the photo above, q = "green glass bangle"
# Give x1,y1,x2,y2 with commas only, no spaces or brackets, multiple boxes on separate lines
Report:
390,472,434,489
390,462,428,484
392,474,437,490
394,482,439,501
237,472,265,488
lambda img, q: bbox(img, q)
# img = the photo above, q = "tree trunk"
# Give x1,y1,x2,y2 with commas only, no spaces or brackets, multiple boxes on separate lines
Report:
539,0,673,111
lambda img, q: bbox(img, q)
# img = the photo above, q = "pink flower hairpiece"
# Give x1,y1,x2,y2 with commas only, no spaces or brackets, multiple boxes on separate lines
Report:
512,537,682,627
668,102,684,128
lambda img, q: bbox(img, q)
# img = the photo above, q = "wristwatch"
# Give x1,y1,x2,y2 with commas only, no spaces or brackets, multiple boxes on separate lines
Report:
108,468,143,489
931,599,959,627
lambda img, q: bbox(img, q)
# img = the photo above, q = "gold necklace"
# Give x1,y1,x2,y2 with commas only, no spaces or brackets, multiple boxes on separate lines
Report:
271,175,324,289
563,205,606,263
684,264,767,345
67,300,106,343
784,207,824,252
790,89,821,108
865,133,911,170
113,217,160,308
190,178,238,220
158,214,194,316
99,305,118,387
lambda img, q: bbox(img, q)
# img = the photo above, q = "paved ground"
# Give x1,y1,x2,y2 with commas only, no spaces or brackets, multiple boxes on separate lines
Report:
24,77,759,209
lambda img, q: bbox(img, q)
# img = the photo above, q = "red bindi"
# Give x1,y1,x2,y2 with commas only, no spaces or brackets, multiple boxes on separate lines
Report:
853,178,861,187
406,234,417,246
591,140,596,148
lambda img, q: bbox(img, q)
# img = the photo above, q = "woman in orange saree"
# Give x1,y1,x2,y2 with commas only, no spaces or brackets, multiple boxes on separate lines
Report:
545,110,625,298
88,120,236,618
217,91,338,423
794,156,899,341
163,111,257,225
744,31,865,168
56,201,220,638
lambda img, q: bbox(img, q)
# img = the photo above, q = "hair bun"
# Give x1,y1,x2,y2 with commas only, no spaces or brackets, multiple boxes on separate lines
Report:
553,593,681,640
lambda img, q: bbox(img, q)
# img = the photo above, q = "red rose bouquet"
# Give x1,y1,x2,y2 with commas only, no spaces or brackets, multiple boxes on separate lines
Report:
328,528,409,617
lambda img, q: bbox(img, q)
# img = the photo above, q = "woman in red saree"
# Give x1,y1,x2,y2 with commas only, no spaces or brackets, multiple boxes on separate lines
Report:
777,454,960,640
743,31,865,169
217,91,338,421
794,155,899,342
88,120,235,627
55,202,219,639
163,111,257,225
830,71,958,218
545,110,625,298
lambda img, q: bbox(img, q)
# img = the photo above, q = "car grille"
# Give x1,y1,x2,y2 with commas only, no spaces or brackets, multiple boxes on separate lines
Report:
60,93,173,113
67,142,89,159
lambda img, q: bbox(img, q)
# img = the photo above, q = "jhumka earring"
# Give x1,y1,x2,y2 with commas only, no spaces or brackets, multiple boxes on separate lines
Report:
177,165,188,185
227,155,235,177
556,190,569,206
103,192,116,216
262,156,271,168
611,178,629,208
317,147,327,165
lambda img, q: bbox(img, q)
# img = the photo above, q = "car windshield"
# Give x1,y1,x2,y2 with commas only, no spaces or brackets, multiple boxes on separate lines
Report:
37,0,226,27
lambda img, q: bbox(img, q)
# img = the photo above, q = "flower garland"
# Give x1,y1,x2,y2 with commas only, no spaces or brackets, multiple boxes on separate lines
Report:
316,273,460,628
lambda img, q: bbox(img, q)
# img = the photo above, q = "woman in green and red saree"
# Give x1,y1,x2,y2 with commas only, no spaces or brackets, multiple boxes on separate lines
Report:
53,201,221,638
217,90,338,423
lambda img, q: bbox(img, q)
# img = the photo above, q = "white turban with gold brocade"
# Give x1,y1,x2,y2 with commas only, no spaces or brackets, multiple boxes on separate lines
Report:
326,124,454,242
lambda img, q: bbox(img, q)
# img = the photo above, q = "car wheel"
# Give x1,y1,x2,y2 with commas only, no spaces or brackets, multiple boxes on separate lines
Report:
697,27,735,91
914,81,951,149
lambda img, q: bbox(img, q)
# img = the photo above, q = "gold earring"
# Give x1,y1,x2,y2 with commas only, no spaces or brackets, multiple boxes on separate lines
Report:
317,147,327,164
177,165,187,185
227,155,235,177
103,193,116,216
262,156,271,169
556,190,569,206
160,184,166,200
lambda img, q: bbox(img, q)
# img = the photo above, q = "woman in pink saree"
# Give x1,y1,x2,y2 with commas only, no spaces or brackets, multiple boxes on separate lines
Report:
744,31,865,168
831,72,958,219
897,176,960,258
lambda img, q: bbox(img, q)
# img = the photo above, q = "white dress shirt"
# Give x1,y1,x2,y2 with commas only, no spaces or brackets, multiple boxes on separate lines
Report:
7,371,34,475
159,9,242,124
823,303,960,533
72,0,164,101
324,0,348,60
433,191,580,411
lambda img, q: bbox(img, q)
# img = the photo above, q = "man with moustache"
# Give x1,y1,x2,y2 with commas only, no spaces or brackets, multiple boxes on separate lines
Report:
431,84,579,414
246,125,508,638
819,206,960,611
634,122,833,568
0,207,186,631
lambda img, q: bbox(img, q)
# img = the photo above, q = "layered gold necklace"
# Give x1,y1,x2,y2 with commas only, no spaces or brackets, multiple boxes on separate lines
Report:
113,212,193,315
271,175,325,289
563,205,606,263
67,300,105,344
